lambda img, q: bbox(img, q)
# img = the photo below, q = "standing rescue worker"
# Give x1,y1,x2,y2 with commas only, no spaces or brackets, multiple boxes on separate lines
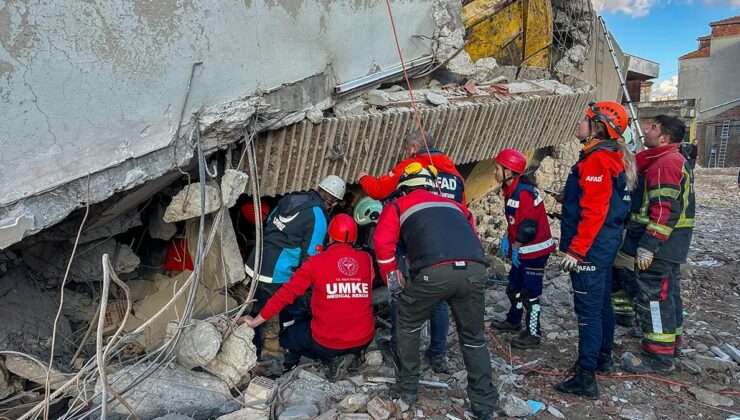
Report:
555,101,635,398
357,129,464,373
244,175,346,361
620,115,694,373
373,163,497,419
488,149,556,349
240,214,374,379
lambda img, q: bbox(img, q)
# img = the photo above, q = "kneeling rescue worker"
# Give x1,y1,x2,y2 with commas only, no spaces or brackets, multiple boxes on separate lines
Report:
373,163,497,419
555,101,635,398
239,214,375,379
488,149,555,349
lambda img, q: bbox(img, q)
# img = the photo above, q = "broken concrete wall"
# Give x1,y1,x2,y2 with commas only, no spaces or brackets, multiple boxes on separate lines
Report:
0,0,437,248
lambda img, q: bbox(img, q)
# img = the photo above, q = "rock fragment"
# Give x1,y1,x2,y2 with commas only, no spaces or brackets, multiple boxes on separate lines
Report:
220,169,249,208
164,183,221,222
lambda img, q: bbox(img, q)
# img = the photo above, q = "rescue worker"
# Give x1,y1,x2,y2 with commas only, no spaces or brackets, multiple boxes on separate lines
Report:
239,214,374,379
353,196,385,287
610,251,639,328
488,149,556,349
356,129,464,373
243,175,346,360
620,115,694,373
373,163,497,419
554,101,635,398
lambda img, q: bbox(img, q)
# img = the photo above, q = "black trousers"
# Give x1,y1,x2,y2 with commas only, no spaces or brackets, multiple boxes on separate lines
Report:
279,320,370,363
250,281,311,356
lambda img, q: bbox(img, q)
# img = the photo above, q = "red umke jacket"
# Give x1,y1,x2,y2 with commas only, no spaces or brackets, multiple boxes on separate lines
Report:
260,243,375,350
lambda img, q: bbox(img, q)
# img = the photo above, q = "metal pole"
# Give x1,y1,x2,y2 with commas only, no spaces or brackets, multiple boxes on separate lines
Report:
598,16,645,143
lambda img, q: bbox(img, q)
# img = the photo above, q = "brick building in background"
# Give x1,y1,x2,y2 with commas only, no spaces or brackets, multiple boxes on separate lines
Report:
678,15,740,167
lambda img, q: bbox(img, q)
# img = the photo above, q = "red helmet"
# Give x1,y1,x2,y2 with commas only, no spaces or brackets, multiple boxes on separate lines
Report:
586,101,628,139
240,202,270,225
328,214,358,244
495,149,527,174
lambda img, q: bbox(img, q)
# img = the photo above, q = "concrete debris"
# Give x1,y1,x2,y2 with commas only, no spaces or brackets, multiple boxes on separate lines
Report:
338,414,372,420
472,58,499,83
425,91,449,106
547,405,565,419
279,404,319,420
186,214,246,287
618,407,657,420
244,375,277,405
123,272,237,351
710,346,733,362
60,288,96,325
500,393,532,418
688,387,734,407
366,90,391,107
149,202,178,241
4,354,72,390
78,209,143,244
334,99,365,118
164,183,222,223
205,324,257,387
364,350,383,366
306,106,325,124
693,354,739,372
0,270,72,357
96,363,238,420
168,320,223,369
199,96,269,140
0,360,21,400
432,0,476,76
0,209,35,250
24,238,139,285
279,377,353,414
338,393,369,413
366,396,393,420
216,407,269,420
220,169,249,209
721,343,740,364
153,415,196,420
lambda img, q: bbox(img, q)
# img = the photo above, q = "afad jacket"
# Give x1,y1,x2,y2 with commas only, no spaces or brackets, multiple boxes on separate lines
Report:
502,178,556,260
559,140,631,268
359,148,466,205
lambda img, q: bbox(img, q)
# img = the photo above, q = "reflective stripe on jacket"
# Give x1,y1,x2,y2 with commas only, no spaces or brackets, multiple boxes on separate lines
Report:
502,178,555,259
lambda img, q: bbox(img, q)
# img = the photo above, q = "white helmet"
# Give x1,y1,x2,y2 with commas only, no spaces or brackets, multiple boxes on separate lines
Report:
318,175,346,200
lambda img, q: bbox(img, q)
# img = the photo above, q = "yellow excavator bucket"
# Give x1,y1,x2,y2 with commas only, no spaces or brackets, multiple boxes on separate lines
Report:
462,0,553,68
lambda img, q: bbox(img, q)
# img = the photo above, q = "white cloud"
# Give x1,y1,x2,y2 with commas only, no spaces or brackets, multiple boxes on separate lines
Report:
593,0,738,17
592,0,660,17
653,75,678,99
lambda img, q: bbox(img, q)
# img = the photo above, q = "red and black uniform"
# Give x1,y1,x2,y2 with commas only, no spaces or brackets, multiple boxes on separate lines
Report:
373,189,496,413
259,242,374,360
621,143,695,358
501,178,555,336
559,140,631,372
359,148,466,205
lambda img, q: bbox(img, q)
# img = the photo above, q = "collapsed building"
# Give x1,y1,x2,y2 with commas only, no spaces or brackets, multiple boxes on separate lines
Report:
0,0,630,418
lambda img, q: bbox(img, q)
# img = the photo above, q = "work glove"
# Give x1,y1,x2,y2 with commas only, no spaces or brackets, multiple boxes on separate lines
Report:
636,247,655,271
499,237,510,259
386,269,405,295
512,246,521,268
560,252,579,272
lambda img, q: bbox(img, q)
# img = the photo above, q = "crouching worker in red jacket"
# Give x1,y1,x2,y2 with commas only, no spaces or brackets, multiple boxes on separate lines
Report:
238,214,375,379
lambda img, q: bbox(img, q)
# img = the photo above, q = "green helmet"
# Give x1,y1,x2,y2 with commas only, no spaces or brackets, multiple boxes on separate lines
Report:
353,197,383,226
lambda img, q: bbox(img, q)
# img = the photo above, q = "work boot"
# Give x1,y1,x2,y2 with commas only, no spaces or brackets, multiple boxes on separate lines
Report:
389,386,418,405
282,351,301,374
596,352,615,374
472,409,493,420
424,353,450,373
621,351,675,374
554,364,598,399
510,331,540,349
378,337,399,369
489,319,521,331
325,354,355,380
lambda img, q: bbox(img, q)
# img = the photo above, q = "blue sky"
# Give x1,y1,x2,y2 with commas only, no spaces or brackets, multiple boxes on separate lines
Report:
597,0,739,97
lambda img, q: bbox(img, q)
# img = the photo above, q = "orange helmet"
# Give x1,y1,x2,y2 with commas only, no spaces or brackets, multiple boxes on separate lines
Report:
495,149,527,174
328,214,358,244
586,101,628,139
